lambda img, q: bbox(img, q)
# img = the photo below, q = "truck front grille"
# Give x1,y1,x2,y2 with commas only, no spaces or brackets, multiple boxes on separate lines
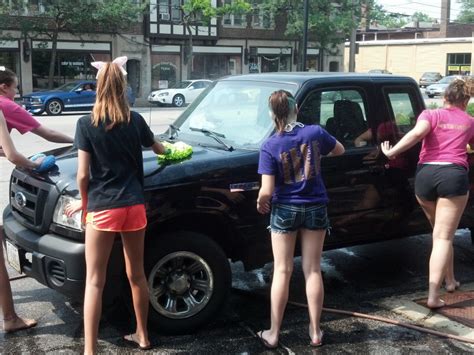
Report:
9,170,57,233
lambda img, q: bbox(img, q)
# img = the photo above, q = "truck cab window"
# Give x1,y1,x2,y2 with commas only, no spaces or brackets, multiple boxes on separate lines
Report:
298,89,369,148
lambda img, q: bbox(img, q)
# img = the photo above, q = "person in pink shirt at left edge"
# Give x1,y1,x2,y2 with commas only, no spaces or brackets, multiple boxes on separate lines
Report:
0,67,73,142
0,66,73,333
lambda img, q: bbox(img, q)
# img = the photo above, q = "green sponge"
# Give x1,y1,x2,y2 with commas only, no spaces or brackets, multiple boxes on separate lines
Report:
158,141,193,162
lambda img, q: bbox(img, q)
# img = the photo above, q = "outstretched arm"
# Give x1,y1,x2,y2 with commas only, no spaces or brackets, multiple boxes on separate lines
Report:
31,125,74,144
381,120,430,159
0,110,39,169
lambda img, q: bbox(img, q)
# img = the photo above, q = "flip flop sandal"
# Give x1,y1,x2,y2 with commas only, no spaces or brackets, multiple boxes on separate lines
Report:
309,325,324,347
310,330,324,347
256,330,279,349
123,334,152,350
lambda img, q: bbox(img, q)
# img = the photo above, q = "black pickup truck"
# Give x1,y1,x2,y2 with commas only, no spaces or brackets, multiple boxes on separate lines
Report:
4,73,474,334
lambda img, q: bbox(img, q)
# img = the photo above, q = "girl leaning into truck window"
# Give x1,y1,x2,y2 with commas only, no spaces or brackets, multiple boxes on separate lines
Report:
64,58,167,354
256,90,345,348
381,77,474,309
0,110,41,333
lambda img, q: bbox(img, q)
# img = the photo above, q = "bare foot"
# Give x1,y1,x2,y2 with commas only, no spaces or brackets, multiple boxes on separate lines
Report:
445,281,460,292
3,316,37,333
427,298,445,309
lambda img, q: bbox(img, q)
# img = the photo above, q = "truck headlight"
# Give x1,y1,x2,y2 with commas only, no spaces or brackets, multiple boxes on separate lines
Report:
52,195,83,231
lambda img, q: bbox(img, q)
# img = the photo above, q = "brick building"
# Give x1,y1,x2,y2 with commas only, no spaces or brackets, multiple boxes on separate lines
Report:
344,0,474,80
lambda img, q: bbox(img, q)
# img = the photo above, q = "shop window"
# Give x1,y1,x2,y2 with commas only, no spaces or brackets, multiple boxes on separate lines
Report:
447,53,471,76
31,50,110,90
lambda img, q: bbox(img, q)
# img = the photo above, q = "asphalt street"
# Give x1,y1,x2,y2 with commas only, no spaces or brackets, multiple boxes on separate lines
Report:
2,98,474,353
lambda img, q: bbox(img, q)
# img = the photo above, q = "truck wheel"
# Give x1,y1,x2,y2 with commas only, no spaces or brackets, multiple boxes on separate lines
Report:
45,99,63,115
145,231,231,334
172,94,185,107
427,94,434,98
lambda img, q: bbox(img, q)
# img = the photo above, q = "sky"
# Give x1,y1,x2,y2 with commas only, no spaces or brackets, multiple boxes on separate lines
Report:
375,0,462,21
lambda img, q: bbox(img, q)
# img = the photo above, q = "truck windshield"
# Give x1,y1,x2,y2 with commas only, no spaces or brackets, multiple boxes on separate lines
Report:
177,80,298,148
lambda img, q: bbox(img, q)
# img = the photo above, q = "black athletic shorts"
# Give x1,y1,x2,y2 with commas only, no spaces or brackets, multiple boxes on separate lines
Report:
415,164,469,201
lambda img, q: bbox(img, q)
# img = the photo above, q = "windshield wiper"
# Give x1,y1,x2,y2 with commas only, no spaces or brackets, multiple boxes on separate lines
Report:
189,127,234,151
168,124,180,139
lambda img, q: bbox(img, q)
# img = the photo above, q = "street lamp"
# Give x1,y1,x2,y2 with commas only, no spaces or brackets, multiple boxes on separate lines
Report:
301,0,309,71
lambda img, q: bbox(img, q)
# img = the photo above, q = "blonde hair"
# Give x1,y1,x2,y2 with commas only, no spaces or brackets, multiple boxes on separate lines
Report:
268,90,297,133
91,62,130,129
444,77,474,106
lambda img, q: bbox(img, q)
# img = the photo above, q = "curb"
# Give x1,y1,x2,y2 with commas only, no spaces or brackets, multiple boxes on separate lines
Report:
380,282,474,347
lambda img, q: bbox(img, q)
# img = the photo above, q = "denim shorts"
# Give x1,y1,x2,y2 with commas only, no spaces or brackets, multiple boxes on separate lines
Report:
269,203,329,234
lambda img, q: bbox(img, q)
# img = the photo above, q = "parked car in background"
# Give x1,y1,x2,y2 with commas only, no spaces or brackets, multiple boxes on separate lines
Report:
148,79,212,107
425,75,463,98
21,80,136,115
418,72,443,88
368,69,392,74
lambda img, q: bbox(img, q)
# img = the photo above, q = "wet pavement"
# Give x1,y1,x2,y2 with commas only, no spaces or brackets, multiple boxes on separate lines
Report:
2,230,474,353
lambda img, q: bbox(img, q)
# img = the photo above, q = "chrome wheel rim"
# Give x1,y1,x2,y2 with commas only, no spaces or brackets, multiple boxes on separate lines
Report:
148,251,214,319
174,96,184,106
48,101,61,114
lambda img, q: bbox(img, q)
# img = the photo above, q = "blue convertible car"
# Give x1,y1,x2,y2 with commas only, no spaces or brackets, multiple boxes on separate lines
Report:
21,80,136,115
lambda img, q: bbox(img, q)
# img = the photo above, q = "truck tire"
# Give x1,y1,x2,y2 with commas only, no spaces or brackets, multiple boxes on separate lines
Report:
145,231,231,334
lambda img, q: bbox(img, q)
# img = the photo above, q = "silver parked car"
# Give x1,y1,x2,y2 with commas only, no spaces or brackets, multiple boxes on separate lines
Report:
425,75,463,98
419,72,443,88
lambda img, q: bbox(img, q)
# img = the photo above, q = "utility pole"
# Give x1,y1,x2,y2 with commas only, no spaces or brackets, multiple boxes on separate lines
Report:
301,0,309,71
348,0,357,72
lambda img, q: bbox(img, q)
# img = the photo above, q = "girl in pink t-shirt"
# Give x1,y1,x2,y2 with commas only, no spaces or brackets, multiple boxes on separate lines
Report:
381,77,474,309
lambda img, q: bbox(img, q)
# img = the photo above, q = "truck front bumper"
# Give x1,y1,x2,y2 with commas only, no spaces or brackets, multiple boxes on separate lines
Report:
3,206,86,299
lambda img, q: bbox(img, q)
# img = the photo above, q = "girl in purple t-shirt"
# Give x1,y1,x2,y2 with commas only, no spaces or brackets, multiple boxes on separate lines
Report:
256,90,344,348
381,78,474,309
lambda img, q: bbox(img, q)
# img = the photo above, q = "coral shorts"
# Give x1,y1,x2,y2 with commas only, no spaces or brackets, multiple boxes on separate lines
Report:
86,204,147,232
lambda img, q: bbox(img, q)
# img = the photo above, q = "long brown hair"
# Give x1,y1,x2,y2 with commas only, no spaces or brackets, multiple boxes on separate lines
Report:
91,62,130,129
444,77,474,107
268,90,297,133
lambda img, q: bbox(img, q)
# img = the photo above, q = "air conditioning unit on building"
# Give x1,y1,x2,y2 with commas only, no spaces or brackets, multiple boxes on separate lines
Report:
160,13,170,20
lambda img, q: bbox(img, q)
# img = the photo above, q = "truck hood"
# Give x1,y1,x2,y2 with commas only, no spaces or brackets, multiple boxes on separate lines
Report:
26,142,257,195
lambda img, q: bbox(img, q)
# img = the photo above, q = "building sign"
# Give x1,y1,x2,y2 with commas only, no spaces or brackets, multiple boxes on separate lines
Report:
461,66,471,72
448,65,460,71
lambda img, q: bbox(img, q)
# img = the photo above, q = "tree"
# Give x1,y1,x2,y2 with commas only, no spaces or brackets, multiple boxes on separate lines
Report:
179,0,252,76
365,2,409,28
457,0,474,24
0,0,146,89
260,0,357,70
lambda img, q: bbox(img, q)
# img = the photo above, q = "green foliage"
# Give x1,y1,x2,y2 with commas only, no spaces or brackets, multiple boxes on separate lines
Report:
0,0,145,36
181,0,251,26
427,102,440,109
467,103,474,117
365,1,432,29
260,0,356,51
457,0,474,24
